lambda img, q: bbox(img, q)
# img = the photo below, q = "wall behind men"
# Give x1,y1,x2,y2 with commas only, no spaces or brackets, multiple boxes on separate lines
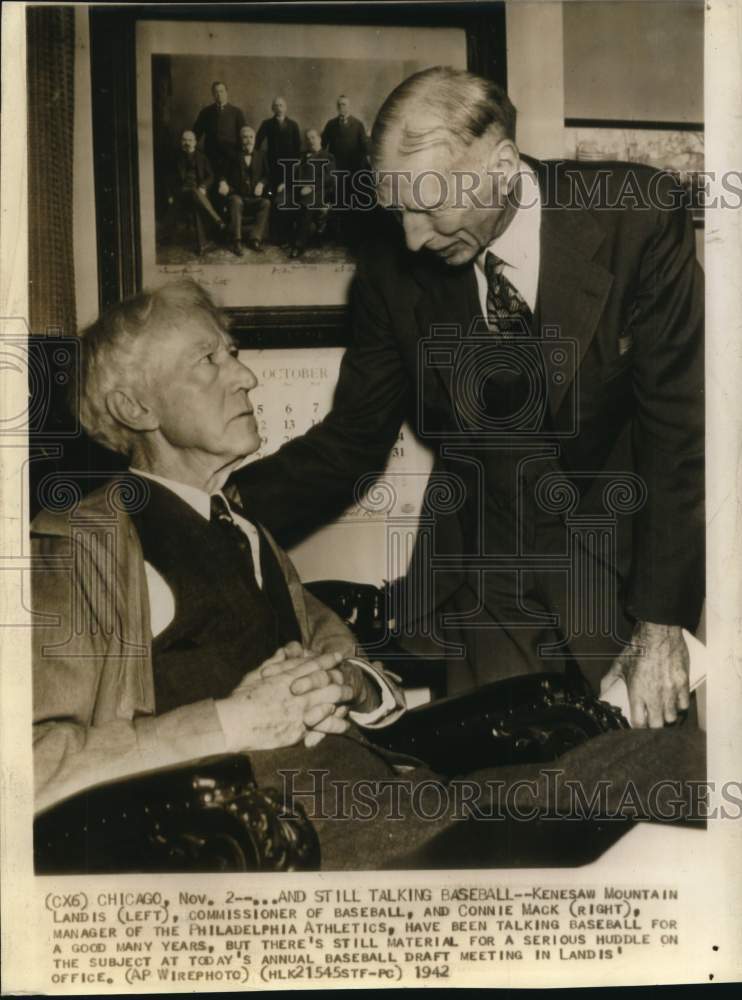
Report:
72,2,705,586
505,1,566,158
563,0,703,124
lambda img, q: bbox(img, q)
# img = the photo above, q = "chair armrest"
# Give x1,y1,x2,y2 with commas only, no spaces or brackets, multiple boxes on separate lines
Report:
365,672,628,777
34,754,320,874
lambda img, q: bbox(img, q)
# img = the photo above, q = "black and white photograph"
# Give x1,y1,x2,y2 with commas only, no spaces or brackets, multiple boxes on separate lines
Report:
136,18,468,308
1,0,741,992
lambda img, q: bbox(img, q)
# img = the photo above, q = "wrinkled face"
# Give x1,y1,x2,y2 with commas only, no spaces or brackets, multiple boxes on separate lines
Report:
212,83,228,106
306,130,322,154
240,126,256,151
337,98,350,117
272,97,287,118
146,319,259,465
375,132,514,267
180,131,197,153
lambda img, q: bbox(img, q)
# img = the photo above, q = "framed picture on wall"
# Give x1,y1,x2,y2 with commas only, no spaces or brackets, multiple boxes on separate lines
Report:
561,0,704,227
90,3,507,345
562,122,705,227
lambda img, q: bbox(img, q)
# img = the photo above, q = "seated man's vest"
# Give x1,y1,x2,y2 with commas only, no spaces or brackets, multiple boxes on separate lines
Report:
131,481,302,713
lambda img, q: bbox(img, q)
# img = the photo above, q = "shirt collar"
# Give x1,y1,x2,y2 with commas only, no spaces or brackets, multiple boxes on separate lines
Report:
131,468,220,521
477,161,541,273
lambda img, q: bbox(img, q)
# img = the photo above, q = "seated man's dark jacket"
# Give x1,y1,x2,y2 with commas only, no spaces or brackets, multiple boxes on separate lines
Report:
235,159,705,634
31,478,359,815
296,149,336,207
226,147,270,199
131,480,301,713
170,149,214,196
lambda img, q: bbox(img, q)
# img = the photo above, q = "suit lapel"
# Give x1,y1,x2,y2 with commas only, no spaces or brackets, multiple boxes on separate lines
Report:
412,256,481,417
408,161,615,421
534,166,614,415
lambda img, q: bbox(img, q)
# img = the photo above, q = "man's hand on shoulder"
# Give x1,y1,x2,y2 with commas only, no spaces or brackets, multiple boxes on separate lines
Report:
601,621,690,728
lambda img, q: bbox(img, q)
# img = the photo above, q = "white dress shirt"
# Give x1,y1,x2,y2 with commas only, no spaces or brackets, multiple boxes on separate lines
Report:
474,161,542,323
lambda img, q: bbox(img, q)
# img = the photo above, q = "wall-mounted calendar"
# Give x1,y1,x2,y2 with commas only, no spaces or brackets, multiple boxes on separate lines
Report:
239,348,434,585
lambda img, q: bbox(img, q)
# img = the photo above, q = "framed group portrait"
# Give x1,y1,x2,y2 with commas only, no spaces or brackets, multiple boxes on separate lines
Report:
90,3,507,345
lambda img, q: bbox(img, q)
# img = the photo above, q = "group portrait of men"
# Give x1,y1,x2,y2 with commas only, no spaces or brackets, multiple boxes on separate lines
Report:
161,80,370,258
33,66,705,870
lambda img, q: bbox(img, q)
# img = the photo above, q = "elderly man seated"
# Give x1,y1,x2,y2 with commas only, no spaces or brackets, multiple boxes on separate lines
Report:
31,279,704,870
31,279,405,808
287,128,336,259
167,130,226,255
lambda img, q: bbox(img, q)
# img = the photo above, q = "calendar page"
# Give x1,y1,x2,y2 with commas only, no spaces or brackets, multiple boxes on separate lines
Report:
239,348,434,584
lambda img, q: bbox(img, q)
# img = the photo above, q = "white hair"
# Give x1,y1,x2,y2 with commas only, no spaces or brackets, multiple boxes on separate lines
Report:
76,279,229,455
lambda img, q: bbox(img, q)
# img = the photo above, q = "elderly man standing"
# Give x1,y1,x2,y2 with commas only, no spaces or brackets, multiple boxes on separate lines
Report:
255,95,302,193
237,67,705,729
192,81,246,183
321,94,369,243
256,96,302,244
321,95,369,177
31,280,405,829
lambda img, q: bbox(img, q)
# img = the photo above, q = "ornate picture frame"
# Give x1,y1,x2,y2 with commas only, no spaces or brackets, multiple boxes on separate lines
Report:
89,2,507,346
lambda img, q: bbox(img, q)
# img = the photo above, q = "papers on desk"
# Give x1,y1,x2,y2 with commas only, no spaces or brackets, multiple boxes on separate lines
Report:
600,629,707,729
404,687,433,710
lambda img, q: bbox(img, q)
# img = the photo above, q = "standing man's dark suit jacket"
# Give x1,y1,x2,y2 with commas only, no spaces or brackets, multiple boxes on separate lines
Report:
192,102,246,180
321,115,369,173
236,160,704,645
255,116,302,189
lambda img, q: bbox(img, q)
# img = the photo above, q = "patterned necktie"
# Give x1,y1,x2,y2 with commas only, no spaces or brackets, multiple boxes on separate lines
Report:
210,493,260,591
478,251,548,431
484,251,533,338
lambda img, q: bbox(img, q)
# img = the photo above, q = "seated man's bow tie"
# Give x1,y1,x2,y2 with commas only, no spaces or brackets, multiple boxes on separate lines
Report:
484,251,533,338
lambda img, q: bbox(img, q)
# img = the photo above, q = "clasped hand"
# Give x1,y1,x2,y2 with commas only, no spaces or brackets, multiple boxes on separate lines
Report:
219,642,376,752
